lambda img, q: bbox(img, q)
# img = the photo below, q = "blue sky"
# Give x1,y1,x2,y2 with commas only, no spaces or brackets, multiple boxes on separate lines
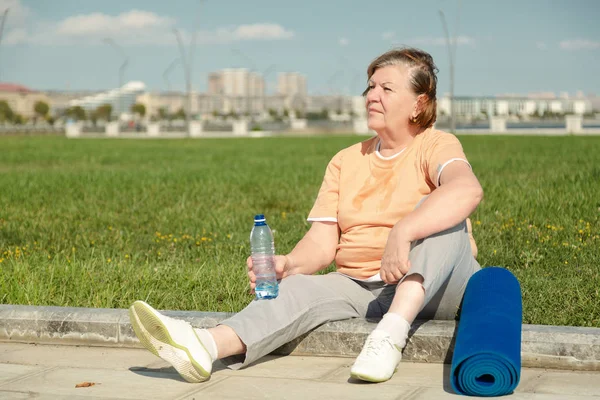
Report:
2,0,599,96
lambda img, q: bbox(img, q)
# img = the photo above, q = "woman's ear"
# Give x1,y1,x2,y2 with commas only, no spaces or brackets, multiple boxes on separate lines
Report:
413,94,426,118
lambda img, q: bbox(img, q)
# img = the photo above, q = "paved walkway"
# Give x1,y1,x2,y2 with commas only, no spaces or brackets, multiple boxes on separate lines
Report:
0,342,599,399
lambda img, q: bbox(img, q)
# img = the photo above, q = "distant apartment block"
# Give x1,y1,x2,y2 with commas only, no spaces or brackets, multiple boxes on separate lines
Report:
207,69,265,97
277,72,307,98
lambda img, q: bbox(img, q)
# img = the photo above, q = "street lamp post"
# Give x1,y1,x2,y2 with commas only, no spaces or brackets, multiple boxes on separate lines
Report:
0,8,10,82
163,58,180,92
173,28,198,137
172,0,203,137
439,0,462,134
103,38,129,121
261,64,276,116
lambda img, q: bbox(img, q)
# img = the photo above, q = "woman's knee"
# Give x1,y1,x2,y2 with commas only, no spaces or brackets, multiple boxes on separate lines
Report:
410,220,469,254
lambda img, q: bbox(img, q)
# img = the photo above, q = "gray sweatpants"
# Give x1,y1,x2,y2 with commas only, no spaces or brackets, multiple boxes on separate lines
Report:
220,219,480,369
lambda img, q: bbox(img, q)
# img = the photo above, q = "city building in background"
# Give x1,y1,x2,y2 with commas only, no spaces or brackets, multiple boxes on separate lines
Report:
68,81,146,117
0,83,51,118
205,68,266,115
209,69,266,98
44,91,96,114
136,91,199,118
438,94,591,120
277,73,307,97
1,71,598,124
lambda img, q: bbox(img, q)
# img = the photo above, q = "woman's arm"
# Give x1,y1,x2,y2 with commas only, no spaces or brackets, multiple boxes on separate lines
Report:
285,221,339,276
380,161,483,284
398,161,483,242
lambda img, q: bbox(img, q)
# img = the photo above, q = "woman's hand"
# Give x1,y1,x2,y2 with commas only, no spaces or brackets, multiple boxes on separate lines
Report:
246,255,290,293
380,224,413,284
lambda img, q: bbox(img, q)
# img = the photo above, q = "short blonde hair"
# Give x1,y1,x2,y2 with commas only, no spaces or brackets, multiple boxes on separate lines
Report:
364,47,438,129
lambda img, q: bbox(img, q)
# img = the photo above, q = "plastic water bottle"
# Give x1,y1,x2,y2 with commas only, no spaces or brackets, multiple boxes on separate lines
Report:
250,214,279,299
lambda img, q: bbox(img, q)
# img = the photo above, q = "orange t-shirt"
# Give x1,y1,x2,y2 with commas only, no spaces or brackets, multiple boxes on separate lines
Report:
307,128,477,279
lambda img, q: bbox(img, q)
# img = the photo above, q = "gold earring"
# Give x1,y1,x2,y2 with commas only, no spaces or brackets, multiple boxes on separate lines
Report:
410,116,418,123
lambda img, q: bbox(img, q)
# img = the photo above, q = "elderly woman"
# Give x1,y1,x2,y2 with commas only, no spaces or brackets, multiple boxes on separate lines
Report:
129,47,483,384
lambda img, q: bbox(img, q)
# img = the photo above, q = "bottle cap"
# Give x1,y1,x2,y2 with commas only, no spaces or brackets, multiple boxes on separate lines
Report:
254,214,266,223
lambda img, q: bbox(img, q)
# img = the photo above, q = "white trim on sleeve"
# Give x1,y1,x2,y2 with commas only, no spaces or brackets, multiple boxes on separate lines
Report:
436,158,471,187
307,217,338,223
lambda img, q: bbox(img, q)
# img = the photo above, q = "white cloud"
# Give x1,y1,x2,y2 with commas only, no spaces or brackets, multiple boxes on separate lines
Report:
536,41,548,50
230,23,294,40
407,35,475,47
559,39,600,50
3,27,26,44
45,10,177,45
193,23,294,44
55,10,174,37
382,31,396,41
5,10,294,46
0,0,30,26
339,37,349,46
4,9,177,46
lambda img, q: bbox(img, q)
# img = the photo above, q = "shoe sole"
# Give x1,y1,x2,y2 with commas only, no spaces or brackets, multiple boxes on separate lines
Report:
350,367,398,383
129,301,210,383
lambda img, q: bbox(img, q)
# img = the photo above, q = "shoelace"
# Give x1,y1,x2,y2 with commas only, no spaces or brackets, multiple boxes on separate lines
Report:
362,335,395,357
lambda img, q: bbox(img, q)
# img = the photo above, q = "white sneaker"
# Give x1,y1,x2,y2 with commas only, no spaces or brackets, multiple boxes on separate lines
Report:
129,301,213,383
350,329,403,383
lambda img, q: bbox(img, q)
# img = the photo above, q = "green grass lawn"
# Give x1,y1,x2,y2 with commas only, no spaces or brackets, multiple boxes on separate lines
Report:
0,135,599,327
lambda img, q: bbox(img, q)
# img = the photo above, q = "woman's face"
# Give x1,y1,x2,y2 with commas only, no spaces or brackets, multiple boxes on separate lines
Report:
365,65,418,134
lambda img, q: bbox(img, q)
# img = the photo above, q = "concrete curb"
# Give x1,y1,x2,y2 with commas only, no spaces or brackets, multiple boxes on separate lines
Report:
0,305,598,371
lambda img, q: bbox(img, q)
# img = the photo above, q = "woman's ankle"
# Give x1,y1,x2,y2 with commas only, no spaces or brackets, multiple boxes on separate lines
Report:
207,325,246,359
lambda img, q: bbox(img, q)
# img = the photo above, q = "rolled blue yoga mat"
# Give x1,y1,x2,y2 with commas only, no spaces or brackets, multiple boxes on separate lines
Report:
451,267,522,397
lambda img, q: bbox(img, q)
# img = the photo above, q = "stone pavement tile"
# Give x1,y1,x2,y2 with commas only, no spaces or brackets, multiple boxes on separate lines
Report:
0,343,29,356
325,361,446,388
0,366,226,400
515,368,547,392
184,376,421,400
0,364,47,386
324,363,564,395
0,344,159,370
0,390,110,400
180,355,350,380
410,387,600,400
523,370,600,397
147,356,353,384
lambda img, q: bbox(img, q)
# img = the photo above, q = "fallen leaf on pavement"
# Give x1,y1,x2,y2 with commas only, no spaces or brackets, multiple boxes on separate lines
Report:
75,382,96,388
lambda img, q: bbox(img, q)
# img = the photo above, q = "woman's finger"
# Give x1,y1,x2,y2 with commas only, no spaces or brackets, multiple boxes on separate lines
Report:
383,269,395,285
392,267,404,282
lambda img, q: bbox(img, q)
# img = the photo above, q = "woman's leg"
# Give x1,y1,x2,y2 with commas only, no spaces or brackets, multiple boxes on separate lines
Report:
207,324,246,359
130,272,378,382
351,220,480,382
216,273,377,369
402,219,481,320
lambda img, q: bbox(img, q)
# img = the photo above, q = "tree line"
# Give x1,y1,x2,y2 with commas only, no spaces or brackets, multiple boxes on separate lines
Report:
0,100,149,125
